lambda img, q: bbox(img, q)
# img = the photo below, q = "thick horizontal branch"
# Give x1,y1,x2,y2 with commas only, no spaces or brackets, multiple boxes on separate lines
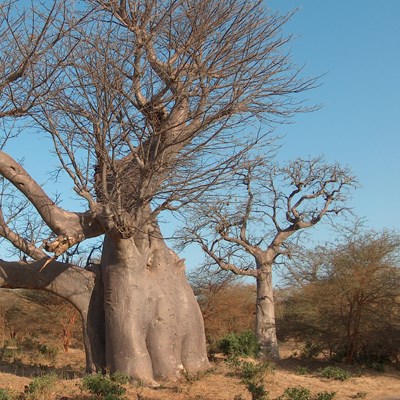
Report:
0,258,96,314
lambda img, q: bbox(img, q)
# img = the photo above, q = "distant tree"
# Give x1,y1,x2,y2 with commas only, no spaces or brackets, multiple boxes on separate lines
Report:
279,230,400,364
180,156,356,359
0,0,314,383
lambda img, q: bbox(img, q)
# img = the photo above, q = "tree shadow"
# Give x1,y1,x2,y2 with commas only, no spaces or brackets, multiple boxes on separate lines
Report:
0,358,84,379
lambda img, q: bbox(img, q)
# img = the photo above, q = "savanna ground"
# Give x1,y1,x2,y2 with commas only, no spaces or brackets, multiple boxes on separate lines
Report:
0,290,399,400
0,342,399,400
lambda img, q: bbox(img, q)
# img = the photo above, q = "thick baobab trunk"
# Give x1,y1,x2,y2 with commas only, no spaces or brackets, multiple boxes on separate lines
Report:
256,265,280,360
100,232,209,385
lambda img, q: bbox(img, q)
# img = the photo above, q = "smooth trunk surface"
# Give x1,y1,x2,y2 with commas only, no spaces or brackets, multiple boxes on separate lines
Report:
256,267,280,360
101,233,209,384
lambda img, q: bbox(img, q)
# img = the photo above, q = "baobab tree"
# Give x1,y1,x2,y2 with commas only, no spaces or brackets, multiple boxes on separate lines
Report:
0,0,315,383
180,157,357,359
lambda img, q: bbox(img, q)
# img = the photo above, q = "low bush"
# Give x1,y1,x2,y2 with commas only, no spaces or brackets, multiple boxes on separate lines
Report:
300,342,322,359
295,366,311,375
276,386,336,400
81,372,128,400
315,391,336,400
37,344,58,359
217,330,259,357
0,388,13,400
277,386,312,400
22,373,58,400
318,366,351,381
227,358,273,400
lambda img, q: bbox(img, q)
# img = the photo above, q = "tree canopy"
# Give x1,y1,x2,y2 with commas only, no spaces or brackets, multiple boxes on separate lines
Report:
279,230,400,364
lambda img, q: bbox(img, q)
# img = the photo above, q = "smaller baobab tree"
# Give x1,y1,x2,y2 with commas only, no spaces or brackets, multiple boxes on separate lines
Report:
180,156,357,359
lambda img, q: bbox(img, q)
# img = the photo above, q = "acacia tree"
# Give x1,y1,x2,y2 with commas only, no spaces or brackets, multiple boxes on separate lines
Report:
279,230,400,364
0,0,314,383
180,157,356,359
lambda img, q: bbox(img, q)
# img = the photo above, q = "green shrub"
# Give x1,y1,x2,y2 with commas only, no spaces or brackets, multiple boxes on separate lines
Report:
318,366,351,381
0,388,13,400
295,366,311,375
300,342,322,359
277,386,312,400
38,344,58,358
109,371,130,385
227,359,272,400
218,330,260,357
1,348,17,361
239,361,274,381
315,391,336,400
23,373,58,400
82,372,127,400
246,382,268,400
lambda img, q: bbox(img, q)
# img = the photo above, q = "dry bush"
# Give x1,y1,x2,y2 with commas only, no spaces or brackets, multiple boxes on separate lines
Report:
190,272,256,344
277,231,400,365
0,289,82,352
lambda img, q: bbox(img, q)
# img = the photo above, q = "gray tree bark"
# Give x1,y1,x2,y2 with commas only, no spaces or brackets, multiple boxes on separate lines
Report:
256,265,280,360
101,232,209,385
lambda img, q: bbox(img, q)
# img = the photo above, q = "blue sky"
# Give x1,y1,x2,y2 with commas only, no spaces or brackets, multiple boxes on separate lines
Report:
267,0,400,232
3,1,400,265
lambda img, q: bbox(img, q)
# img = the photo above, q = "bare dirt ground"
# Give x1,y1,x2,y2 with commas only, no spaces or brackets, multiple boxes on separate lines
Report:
0,346,399,400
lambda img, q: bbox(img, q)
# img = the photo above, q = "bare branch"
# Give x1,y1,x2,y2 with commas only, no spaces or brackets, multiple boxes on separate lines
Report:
0,151,104,253
179,155,357,277
0,206,46,260
0,258,96,313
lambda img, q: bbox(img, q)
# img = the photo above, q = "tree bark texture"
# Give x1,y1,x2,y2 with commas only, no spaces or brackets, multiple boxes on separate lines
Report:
256,266,280,360
101,233,209,385
0,235,209,384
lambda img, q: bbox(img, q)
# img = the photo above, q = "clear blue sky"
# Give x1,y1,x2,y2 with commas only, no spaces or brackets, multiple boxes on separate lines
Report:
267,0,400,232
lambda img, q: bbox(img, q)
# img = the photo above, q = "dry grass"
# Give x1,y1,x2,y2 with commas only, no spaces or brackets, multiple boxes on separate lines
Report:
0,346,399,400
0,291,398,399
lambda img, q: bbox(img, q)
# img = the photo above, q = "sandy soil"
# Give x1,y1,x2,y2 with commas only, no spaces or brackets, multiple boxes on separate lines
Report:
0,348,399,399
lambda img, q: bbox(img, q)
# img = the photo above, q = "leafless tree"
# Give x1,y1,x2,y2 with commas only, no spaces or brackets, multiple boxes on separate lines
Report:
180,156,357,359
0,0,316,383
